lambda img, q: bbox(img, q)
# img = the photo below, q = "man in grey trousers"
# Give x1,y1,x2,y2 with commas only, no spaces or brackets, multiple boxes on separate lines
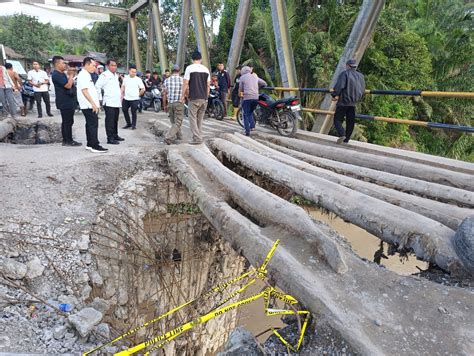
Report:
0,64,17,118
181,51,210,145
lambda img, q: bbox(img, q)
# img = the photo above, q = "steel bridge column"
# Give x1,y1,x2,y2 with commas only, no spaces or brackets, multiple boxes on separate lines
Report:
129,15,143,72
270,0,299,97
177,0,191,70
315,0,385,134
151,0,169,74
190,0,210,69
126,19,131,67
226,0,251,81
146,7,154,71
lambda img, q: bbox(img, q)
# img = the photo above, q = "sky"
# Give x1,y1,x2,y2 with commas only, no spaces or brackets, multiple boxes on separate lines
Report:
1,2,108,29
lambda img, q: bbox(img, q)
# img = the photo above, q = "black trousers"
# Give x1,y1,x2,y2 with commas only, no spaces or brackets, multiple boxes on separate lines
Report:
34,91,51,116
122,99,139,128
60,108,75,143
81,109,99,147
104,106,120,139
334,105,356,140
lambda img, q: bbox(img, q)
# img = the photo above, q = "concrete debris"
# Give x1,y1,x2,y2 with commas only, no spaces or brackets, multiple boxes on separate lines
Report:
217,327,262,356
26,257,45,279
0,258,27,280
81,285,92,300
53,325,68,340
375,319,383,327
89,298,110,314
77,234,90,251
95,323,110,339
68,307,103,337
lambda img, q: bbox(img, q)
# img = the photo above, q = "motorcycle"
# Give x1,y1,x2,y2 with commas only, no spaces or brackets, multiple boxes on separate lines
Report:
140,85,162,112
206,85,225,120
237,93,301,137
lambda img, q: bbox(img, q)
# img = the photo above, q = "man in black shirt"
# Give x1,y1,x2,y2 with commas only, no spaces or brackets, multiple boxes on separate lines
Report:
331,59,366,144
51,56,81,146
217,63,231,116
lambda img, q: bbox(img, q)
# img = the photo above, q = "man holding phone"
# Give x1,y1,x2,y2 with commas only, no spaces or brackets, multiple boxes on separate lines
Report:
76,57,108,153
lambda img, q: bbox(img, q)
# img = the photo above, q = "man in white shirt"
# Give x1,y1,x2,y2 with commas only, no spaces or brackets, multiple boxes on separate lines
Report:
95,59,124,144
182,51,210,144
28,61,53,118
121,65,145,130
77,57,108,153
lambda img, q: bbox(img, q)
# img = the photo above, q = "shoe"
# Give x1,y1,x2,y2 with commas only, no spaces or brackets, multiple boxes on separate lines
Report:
122,125,132,129
90,145,108,153
47,113,54,117
115,136,125,141
20,107,26,116
336,136,346,144
343,139,350,144
38,115,43,118
85,146,92,151
107,139,120,145
131,127,136,130
63,141,82,147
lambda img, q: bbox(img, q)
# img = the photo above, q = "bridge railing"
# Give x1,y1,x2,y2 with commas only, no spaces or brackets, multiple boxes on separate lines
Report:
262,87,474,133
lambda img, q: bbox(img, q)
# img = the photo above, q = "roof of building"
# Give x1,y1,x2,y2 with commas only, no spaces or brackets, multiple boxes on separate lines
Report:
4,46,25,59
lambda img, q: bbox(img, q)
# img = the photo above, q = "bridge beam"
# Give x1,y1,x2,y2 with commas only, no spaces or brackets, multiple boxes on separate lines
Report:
177,0,191,71
190,0,211,69
129,15,143,72
151,0,169,74
270,0,299,97
146,7,154,71
226,0,252,81
315,0,385,133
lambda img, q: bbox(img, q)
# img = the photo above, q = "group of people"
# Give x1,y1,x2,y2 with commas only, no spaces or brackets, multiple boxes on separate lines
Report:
1,53,365,149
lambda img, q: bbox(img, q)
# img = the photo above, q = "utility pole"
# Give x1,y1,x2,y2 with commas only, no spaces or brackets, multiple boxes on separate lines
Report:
315,0,385,133
146,7,154,71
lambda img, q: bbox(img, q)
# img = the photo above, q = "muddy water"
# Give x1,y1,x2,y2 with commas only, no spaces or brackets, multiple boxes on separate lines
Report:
307,207,428,275
236,206,429,342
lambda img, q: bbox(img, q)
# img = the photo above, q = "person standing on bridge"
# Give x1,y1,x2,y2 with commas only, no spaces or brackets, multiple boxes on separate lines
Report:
239,66,267,136
51,56,81,146
95,59,124,144
77,57,108,153
331,59,366,144
163,65,184,145
181,51,210,145
121,65,145,130
217,63,231,116
28,61,53,118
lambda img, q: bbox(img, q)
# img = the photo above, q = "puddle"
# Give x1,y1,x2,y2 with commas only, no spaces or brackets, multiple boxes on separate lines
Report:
307,207,428,275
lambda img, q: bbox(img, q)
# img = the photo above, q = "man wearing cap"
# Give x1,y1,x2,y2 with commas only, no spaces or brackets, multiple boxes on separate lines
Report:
331,59,366,144
163,65,184,145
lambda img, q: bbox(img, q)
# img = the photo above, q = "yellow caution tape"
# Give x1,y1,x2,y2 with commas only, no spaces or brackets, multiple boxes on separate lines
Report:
84,239,311,356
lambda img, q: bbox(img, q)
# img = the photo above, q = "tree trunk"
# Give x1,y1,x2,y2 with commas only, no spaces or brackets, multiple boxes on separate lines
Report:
0,118,16,141
166,146,474,356
206,138,469,276
254,136,474,208
215,133,472,230
255,133,474,191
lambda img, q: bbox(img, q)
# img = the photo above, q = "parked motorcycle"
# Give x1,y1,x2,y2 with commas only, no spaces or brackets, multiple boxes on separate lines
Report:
141,85,162,112
206,85,225,120
237,93,301,137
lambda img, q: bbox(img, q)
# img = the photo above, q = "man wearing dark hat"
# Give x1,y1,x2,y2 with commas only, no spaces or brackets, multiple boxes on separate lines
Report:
331,59,366,144
163,64,184,145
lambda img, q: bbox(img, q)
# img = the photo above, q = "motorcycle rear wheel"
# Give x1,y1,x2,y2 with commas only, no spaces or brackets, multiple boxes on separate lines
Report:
276,111,298,137
236,108,258,128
